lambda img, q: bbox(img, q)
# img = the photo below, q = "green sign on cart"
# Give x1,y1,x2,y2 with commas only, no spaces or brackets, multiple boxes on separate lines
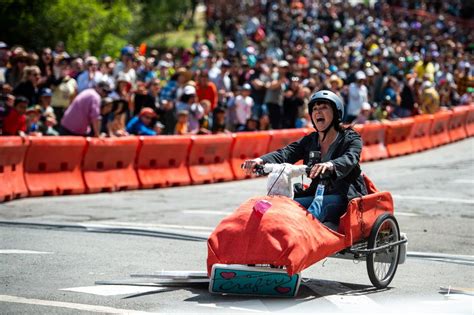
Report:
209,264,301,297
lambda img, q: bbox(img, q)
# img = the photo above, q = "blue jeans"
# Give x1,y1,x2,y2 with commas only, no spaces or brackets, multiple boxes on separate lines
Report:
294,194,347,223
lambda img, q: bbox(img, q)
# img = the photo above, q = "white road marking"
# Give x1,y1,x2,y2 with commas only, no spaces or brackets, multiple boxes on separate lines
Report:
395,212,419,217
304,279,381,312
60,285,164,296
198,300,268,313
0,249,53,254
181,210,231,216
0,294,156,314
84,221,215,232
392,195,474,204
453,179,474,184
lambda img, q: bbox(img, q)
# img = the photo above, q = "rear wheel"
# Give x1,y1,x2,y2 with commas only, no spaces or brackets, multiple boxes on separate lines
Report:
366,213,400,288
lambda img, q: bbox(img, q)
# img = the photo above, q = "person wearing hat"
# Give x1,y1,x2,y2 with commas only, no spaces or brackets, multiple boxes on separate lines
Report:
345,70,368,123
243,90,367,228
234,83,254,130
176,84,204,134
126,107,158,136
5,50,34,88
174,110,190,135
59,80,112,137
25,105,42,135
38,88,55,118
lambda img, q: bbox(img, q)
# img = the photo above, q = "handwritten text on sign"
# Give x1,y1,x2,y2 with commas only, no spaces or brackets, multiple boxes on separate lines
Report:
211,267,300,297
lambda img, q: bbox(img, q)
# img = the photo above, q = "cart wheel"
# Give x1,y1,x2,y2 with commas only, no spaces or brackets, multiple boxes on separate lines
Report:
366,213,400,288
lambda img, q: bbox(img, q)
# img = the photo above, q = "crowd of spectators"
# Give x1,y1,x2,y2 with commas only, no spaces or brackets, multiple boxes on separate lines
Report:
0,0,472,137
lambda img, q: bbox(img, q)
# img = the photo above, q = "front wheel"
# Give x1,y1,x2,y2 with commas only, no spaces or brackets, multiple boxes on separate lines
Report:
366,213,400,288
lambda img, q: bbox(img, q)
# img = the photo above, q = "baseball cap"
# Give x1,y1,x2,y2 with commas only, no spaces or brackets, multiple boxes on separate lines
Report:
139,107,157,118
0,41,8,49
40,88,53,97
355,70,367,80
278,60,290,68
242,83,252,90
183,85,196,95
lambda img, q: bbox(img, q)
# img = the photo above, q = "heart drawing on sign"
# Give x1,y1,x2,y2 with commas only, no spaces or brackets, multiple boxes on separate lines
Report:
275,286,291,294
220,272,236,280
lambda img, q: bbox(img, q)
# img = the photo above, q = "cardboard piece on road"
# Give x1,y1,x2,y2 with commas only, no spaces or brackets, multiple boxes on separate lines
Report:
439,286,474,296
130,271,208,280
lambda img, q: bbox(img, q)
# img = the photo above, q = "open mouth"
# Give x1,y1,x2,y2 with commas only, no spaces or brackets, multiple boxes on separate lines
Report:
316,118,325,123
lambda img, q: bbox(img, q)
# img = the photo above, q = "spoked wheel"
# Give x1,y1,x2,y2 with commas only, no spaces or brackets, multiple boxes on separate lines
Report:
366,213,400,288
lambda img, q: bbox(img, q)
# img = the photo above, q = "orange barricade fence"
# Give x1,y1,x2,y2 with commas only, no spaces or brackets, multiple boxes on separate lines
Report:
384,118,415,157
188,134,234,184
359,123,388,161
267,129,308,153
410,114,433,152
430,111,453,147
466,104,474,137
448,106,470,142
352,124,365,161
24,137,86,197
82,137,140,193
0,137,29,202
136,135,192,188
230,132,271,180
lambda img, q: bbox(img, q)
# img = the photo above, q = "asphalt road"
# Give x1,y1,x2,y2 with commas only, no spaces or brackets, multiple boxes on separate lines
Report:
0,138,473,314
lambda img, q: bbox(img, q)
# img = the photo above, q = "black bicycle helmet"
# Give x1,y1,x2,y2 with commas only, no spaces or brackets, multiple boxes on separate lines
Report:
307,90,344,124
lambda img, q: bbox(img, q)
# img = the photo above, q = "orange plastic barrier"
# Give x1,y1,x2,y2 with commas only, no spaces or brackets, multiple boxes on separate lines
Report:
83,137,140,193
352,124,365,161
359,123,388,161
230,132,271,180
267,129,307,152
188,134,234,184
384,118,415,157
466,104,474,137
136,136,192,188
430,111,453,147
24,137,86,196
448,106,469,142
0,137,29,202
410,115,433,152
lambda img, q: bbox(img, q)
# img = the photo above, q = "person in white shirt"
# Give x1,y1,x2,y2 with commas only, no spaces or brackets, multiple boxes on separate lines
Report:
76,57,103,93
345,70,368,123
234,83,254,129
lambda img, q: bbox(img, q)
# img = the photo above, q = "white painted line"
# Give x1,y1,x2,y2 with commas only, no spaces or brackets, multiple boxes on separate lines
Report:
181,210,230,216
453,179,474,184
60,285,164,296
198,300,268,313
0,294,157,314
84,221,215,232
304,279,381,311
0,250,53,254
395,212,419,217
392,195,474,204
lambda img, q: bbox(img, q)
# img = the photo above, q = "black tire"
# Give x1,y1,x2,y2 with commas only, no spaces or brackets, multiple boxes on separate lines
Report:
366,213,401,288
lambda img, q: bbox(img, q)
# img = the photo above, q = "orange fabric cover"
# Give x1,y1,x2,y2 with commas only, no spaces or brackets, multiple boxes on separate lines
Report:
207,174,394,276
207,196,346,276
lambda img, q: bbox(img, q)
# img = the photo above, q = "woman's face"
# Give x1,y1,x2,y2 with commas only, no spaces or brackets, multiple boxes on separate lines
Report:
311,101,334,131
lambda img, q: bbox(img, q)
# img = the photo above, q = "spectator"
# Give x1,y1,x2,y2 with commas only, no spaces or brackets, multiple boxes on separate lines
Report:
354,102,373,125
39,114,59,136
211,106,229,134
176,85,204,134
283,76,304,129
108,99,129,137
38,47,54,88
126,107,158,136
76,56,103,93
99,97,114,135
264,60,289,129
237,116,259,132
456,62,473,96
174,110,189,135
59,81,111,136
50,55,77,123
196,99,212,135
346,71,369,123
25,105,42,135
13,65,41,106
234,83,254,130
38,88,55,118
420,81,440,114
0,42,10,84
5,50,33,88
196,70,218,111
3,96,28,136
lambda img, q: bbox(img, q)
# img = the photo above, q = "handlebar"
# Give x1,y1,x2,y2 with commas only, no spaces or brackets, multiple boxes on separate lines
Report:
252,163,332,180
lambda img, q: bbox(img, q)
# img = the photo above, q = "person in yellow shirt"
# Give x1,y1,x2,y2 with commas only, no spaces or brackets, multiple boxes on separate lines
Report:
413,53,435,82
174,110,189,135
420,81,440,114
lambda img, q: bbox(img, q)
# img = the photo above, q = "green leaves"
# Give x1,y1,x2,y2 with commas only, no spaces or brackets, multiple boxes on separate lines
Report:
0,0,193,56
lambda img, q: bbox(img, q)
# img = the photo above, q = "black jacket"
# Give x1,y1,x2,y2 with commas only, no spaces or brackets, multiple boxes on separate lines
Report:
260,128,367,201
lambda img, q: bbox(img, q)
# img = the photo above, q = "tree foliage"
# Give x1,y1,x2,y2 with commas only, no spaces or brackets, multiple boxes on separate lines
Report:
0,0,193,56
